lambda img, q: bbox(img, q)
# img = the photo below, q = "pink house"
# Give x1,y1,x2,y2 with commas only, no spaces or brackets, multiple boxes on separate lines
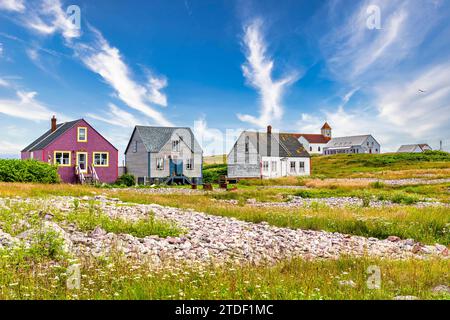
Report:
21,117,118,184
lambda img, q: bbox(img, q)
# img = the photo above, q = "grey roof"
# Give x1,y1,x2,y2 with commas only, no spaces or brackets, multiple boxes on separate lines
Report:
243,131,310,158
128,126,203,154
22,120,80,152
397,144,431,153
325,135,373,148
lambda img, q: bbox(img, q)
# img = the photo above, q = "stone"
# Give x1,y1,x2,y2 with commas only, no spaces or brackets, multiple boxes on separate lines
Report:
91,226,107,238
431,285,450,294
387,236,401,242
393,295,419,300
338,280,357,288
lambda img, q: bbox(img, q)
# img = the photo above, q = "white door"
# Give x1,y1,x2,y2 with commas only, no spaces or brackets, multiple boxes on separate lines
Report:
281,159,287,177
77,152,88,173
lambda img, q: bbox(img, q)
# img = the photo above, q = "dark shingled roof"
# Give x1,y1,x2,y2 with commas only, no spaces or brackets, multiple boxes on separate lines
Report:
22,120,81,152
244,131,310,158
126,126,203,154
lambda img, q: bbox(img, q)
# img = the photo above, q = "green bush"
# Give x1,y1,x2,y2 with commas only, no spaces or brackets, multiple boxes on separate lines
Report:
115,173,135,187
0,159,60,183
202,164,227,183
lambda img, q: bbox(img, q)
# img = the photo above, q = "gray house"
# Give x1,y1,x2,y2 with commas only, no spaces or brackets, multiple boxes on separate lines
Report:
323,135,380,155
228,126,311,179
125,126,203,185
397,144,432,153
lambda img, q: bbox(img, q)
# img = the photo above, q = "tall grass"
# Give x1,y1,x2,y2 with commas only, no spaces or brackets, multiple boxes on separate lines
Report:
0,251,448,300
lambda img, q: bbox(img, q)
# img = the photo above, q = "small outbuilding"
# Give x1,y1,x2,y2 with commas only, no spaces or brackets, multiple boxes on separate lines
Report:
397,144,432,153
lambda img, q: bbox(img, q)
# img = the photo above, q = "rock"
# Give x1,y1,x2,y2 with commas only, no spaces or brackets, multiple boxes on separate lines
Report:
0,229,19,248
91,226,107,238
412,244,422,254
167,237,181,245
17,221,73,253
431,285,450,294
338,280,357,288
393,295,419,300
387,236,401,242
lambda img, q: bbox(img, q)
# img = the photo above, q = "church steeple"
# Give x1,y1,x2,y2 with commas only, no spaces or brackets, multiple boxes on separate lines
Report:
321,122,332,138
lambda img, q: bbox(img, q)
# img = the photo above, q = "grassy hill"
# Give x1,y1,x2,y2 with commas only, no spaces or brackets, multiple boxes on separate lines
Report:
311,151,450,178
202,151,450,181
203,154,226,165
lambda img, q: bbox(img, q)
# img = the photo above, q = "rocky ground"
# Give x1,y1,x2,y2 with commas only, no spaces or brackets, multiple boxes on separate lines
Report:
0,196,448,266
230,196,449,209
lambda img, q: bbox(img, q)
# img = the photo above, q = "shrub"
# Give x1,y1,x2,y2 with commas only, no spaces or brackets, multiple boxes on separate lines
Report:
370,181,386,189
115,174,135,187
0,159,59,183
202,164,227,183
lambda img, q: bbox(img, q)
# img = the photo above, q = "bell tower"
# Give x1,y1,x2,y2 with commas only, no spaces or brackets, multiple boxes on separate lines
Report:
321,122,332,138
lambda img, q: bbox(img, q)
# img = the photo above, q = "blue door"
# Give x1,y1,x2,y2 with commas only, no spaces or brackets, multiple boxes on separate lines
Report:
170,159,183,176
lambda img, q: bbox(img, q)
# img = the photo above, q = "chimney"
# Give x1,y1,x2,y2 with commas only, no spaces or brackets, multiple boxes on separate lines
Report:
267,125,272,134
51,115,57,132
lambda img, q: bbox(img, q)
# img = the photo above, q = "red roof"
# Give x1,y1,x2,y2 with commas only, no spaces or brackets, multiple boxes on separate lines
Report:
321,122,332,130
292,133,331,144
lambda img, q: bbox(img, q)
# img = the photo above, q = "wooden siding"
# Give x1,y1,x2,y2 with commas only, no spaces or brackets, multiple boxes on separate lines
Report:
227,132,261,178
126,127,203,180
124,130,149,179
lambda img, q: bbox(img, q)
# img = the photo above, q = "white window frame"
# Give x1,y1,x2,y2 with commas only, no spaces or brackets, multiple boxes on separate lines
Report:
271,161,277,172
186,158,194,170
156,157,164,170
172,140,180,152
299,161,305,172
262,161,269,172
290,161,296,173
133,140,138,153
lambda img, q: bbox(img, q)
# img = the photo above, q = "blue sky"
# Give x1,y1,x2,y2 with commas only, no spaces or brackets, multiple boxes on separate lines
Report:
0,0,449,158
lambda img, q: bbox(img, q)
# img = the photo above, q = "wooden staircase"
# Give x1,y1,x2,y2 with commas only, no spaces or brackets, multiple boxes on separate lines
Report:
163,175,192,185
76,165,100,185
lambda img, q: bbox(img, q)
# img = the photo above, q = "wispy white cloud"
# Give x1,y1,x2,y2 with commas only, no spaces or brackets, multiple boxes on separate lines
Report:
1,0,173,126
0,0,25,12
0,90,63,121
0,42,3,57
146,74,168,107
0,77,9,87
71,28,172,126
87,103,148,128
374,62,450,137
23,0,80,40
237,18,299,128
321,0,441,83
301,0,450,151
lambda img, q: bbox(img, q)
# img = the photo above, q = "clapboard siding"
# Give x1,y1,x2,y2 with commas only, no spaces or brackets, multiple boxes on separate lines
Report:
228,132,261,178
125,130,148,178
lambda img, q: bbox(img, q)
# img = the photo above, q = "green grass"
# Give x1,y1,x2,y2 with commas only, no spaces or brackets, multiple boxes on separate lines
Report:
0,251,448,299
312,151,450,178
0,199,182,239
114,191,450,245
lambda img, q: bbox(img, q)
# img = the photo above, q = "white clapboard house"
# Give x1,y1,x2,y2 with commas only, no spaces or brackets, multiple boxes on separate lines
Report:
227,126,311,179
323,135,381,155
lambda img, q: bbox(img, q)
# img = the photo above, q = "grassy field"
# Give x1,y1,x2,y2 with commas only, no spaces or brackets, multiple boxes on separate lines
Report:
311,151,450,178
1,183,449,245
0,248,448,299
203,154,227,165
202,151,450,183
